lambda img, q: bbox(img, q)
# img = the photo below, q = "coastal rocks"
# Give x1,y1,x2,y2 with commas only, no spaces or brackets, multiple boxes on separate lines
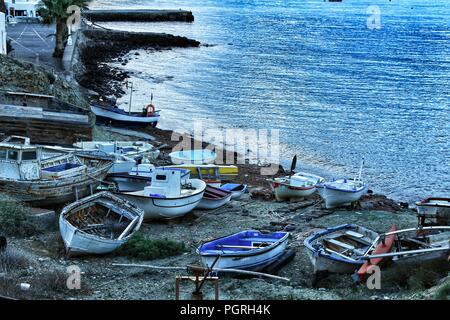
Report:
359,193,404,213
75,29,200,99
0,55,89,109
250,187,274,201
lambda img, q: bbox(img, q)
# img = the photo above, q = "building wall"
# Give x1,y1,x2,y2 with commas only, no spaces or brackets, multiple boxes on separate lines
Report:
5,1,39,17
0,13,6,55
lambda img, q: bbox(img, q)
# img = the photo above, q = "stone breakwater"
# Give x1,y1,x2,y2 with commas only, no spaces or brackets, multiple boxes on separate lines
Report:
82,9,195,22
73,29,200,98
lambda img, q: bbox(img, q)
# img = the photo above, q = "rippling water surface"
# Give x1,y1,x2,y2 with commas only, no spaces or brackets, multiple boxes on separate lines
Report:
91,0,450,203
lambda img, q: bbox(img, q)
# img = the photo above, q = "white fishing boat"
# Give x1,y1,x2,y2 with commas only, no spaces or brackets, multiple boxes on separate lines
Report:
319,158,367,209
197,230,290,271
107,164,190,192
270,172,324,201
74,140,160,163
91,104,160,127
169,149,217,165
416,197,450,225
0,136,114,206
59,192,144,256
196,185,233,210
116,168,206,220
304,224,384,274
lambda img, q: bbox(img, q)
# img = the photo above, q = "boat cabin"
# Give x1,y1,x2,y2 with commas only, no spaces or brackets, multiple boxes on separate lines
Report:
144,169,182,198
0,136,86,181
0,136,41,180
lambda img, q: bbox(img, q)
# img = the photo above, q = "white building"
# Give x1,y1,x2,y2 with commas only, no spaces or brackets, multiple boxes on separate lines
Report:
5,0,39,18
0,12,6,55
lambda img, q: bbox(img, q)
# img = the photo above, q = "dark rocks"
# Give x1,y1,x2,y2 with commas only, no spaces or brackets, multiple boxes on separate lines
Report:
359,194,404,213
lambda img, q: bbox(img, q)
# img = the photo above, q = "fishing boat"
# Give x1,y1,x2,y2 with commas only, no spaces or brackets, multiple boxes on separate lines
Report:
107,164,190,192
74,141,160,163
91,104,160,128
0,136,114,206
270,172,324,201
319,157,368,209
357,226,450,279
220,183,248,200
320,178,367,209
197,230,290,271
304,224,384,274
196,185,233,210
416,197,450,225
116,168,206,220
59,192,144,256
169,149,217,165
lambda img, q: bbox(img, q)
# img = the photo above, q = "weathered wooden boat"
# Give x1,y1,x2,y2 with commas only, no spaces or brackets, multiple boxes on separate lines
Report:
357,226,450,279
169,149,217,165
0,136,114,206
91,104,160,127
197,230,289,271
304,224,382,274
107,165,190,192
269,172,324,201
196,185,233,210
220,183,248,200
319,178,368,209
74,140,160,162
59,192,144,256
416,197,450,225
116,168,206,220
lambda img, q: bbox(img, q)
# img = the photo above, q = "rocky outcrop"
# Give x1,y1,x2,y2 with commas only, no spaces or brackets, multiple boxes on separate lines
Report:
74,29,200,98
0,54,88,109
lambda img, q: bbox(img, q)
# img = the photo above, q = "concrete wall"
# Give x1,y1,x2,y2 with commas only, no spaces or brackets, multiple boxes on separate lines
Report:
0,13,6,55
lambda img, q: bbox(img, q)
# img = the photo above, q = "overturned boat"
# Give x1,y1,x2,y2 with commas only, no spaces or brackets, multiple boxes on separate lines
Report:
116,168,206,220
0,136,114,206
304,224,386,274
197,230,289,271
196,185,233,210
169,149,217,165
59,192,144,256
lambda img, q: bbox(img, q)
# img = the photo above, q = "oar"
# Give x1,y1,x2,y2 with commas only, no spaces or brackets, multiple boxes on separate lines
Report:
289,155,297,177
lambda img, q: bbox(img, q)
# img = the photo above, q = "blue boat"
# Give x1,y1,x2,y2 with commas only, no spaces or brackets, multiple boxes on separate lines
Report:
303,224,379,274
197,230,289,271
219,183,248,199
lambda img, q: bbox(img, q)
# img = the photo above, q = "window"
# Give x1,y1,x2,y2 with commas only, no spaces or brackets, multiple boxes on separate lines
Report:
0,149,6,160
7,150,18,161
22,151,37,161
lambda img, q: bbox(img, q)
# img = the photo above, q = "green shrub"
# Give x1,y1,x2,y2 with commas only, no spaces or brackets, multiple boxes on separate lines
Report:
116,233,186,261
434,281,450,300
0,199,36,237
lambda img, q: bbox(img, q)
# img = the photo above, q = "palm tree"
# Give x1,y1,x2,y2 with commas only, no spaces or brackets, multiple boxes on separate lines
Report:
0,0,7,15
37,0,91,58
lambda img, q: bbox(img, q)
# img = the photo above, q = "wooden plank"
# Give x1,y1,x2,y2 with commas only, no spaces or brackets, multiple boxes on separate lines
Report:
6,91,55,99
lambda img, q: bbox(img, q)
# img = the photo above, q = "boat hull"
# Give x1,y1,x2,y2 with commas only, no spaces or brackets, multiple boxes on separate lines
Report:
91,105,159,127
59,192,144,255
196,194,232,210
322,186,367,209
0,161,113,206
117,190,205,220
198,231,290,271
273,184,316,201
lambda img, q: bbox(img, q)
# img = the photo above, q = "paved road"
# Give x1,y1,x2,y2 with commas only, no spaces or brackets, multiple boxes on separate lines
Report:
6,22,63,71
